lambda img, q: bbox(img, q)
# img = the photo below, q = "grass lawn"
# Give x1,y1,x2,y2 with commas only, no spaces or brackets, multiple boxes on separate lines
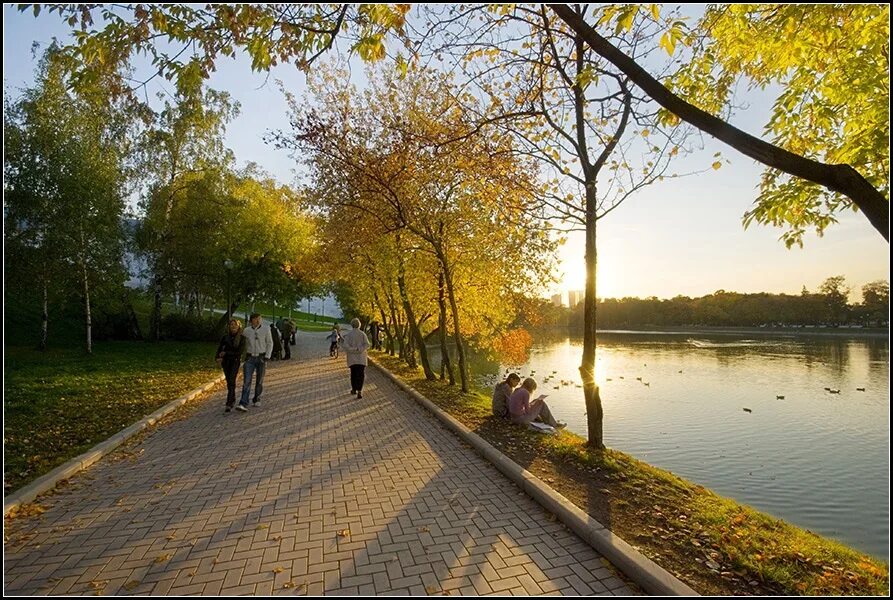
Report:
373,352,889,596
4,341,219,495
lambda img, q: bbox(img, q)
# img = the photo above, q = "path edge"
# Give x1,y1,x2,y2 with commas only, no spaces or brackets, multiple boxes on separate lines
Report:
4,374,225,517
369,357,699,597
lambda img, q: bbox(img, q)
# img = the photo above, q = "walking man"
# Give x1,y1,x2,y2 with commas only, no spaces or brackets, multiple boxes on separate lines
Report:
237,312,273,412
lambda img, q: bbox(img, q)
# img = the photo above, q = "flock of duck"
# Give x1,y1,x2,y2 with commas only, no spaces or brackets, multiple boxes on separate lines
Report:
498,365,867,417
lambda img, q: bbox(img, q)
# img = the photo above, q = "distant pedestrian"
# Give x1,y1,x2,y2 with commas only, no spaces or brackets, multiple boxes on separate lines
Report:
492,373,521,418
216,318,246,413
508,378,566,429
326,324,342,358
280,318,296,360
343,318,370,399
237,313,273,412
369,320,380,351
270,323,282,360
377,323,385,350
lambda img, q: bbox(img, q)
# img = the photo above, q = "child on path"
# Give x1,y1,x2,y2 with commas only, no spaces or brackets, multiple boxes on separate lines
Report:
326,325,342,358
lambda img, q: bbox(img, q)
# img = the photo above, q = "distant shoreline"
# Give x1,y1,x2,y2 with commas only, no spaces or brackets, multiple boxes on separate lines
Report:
538,325,890,339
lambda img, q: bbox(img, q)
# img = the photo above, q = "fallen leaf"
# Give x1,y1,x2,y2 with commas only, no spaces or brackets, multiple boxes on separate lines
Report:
154,553,172,564
272,567,284,574
256,524,269,530
425,585,439,594
337,529,350,537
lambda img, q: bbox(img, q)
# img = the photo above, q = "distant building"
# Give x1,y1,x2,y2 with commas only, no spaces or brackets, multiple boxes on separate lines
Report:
123,218,150,289
551,293,565,308
568,290,584,307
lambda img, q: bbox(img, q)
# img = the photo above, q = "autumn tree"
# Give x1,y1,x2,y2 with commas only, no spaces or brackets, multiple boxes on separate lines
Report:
422,4,694,447
136,84,239,339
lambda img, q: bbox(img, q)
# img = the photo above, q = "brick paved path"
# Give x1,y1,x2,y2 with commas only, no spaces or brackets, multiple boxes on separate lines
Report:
4,331,637,596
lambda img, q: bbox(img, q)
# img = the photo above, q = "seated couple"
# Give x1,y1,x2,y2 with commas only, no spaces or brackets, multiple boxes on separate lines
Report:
492,373,566,429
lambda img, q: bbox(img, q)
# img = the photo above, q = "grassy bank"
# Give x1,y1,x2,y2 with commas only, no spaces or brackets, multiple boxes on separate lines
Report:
4,341,219,495
373,352,889,596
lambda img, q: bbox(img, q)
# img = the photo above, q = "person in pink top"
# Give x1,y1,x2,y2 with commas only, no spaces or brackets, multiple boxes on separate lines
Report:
507,378,566,429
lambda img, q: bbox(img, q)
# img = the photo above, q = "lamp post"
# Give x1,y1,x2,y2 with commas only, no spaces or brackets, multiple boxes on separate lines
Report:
224,259,233,323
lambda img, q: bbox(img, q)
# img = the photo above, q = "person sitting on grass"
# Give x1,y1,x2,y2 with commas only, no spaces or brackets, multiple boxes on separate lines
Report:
508,378,566,429
492,373,521,418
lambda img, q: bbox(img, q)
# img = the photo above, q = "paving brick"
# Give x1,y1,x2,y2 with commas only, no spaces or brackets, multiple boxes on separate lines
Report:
2,332,635,597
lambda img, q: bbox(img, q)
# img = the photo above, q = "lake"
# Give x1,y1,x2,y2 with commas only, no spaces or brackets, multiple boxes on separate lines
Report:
429,329,890,559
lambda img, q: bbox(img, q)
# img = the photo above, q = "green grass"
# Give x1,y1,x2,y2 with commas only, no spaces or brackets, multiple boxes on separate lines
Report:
4,341,219,494
374,352,889,596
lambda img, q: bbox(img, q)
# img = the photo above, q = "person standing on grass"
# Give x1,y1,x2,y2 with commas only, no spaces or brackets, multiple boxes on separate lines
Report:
343,318,371,399
237,312,273,412
492,373,521,418
216,318,246,413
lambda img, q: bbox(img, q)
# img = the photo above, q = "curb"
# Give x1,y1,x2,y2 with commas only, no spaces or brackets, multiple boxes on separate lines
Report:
369,357,698,597
4,374,225,517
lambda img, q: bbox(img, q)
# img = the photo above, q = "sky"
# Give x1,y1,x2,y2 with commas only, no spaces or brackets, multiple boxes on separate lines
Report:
3,6,889,303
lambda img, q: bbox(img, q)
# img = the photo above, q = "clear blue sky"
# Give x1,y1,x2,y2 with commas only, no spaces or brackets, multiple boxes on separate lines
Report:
3,6,889,302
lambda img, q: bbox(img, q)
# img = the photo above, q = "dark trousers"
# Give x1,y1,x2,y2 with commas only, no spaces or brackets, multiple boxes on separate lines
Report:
350,364,366,393
222,358,240,407
283,337,291,360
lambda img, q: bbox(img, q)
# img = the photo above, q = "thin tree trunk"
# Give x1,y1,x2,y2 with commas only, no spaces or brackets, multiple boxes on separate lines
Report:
548,4,890,241
39,275,48,351
580,183,604,449
441,256,469,392
80,226,92,355
438,270,456,385
396,258,435,379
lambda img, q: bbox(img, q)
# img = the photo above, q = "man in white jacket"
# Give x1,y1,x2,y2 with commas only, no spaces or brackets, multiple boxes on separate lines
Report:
343,318,371,399
237,313,274,412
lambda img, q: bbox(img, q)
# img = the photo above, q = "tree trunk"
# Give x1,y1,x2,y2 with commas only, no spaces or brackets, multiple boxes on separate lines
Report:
441,257,469,392
39,276,48,351
151,274,162,342
397,260,435,379
123,289,144,340
580,182,604,449
386,289,402,357
80,226,92,355
373,289,395,354
438,270,456,385
547,4,890,241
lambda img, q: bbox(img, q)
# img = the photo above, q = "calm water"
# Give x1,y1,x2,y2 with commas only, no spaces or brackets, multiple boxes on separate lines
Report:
430,330,890,559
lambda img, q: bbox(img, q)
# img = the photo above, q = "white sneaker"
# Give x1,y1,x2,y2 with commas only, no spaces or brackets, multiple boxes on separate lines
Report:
236,405,248,412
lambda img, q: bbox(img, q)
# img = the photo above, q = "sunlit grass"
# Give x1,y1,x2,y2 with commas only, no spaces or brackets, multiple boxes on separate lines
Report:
4,341,218,493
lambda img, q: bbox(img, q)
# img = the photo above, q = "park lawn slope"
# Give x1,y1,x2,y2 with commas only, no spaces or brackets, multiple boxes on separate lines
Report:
374,352,889,597
4,341,219,494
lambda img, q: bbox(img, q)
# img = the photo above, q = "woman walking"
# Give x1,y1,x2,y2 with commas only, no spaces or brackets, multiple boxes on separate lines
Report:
343,318,371,399
216,318,246,413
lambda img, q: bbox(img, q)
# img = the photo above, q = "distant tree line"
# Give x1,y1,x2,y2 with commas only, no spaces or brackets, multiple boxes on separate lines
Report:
526,276,889,329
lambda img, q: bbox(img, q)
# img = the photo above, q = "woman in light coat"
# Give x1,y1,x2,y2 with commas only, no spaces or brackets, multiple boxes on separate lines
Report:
343,318,371,399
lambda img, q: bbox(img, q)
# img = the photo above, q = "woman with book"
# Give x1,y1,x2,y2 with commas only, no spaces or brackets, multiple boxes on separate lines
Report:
507,378,566,429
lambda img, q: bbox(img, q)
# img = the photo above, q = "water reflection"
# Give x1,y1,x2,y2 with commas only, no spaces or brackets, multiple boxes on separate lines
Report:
427,330,890,559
